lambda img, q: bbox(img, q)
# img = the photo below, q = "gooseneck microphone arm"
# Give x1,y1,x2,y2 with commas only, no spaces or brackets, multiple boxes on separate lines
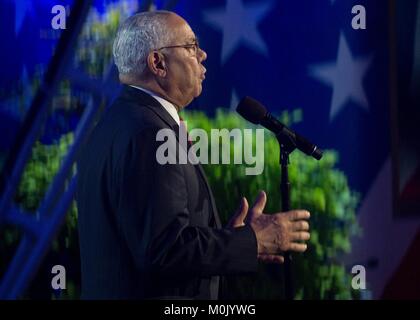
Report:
262,113,323,160
236,96,323,161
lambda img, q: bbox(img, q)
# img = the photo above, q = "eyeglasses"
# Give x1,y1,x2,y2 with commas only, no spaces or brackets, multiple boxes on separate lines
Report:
156,39,201,56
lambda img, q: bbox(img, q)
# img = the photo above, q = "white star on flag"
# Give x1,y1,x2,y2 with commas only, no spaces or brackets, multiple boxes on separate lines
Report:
203,0,273,64
309,33,374,122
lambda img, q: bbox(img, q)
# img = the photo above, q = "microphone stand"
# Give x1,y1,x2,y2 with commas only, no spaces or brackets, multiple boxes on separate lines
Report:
277,132,297,300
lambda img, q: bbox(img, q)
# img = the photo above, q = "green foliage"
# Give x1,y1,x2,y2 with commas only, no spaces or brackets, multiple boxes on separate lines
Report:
16,134,73,210
182,109,361,299
0,133,80,299
14,133,78,252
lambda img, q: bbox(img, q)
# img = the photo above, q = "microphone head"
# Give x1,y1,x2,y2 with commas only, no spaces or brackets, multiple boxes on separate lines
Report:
236,96,267,124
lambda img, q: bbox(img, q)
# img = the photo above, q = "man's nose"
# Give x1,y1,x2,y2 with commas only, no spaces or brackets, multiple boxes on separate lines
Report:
198,47,207,63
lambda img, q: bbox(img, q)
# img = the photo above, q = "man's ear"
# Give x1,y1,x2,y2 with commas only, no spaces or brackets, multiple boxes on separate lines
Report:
147,51,166,77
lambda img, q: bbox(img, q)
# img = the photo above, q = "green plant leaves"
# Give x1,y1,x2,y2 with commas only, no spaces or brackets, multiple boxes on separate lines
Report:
185,109,361,299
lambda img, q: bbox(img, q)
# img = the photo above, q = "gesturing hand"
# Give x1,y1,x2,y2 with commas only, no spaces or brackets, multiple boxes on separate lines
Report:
227,191,310,264
248,191,310,264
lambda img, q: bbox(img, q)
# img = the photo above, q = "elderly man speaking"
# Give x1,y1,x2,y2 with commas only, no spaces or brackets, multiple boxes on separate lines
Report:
76,11,311,300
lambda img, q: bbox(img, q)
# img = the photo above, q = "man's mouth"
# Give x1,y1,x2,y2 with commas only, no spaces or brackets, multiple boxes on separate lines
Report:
200,66,206,80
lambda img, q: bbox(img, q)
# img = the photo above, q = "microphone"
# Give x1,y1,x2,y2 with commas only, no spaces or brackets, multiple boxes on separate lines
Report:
236,96,323,160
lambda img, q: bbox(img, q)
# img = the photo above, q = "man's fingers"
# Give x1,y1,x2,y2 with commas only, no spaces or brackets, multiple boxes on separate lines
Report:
288,242,308,253
291,231,310,241
292,220,310,231
288,210,310,221
258,254,284,264
250,191,267,215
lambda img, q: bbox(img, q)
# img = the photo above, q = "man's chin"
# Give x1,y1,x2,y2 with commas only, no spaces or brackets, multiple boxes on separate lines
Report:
196,84,203,97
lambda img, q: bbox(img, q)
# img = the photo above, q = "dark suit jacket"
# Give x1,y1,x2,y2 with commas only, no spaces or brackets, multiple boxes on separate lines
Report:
76,85,258,299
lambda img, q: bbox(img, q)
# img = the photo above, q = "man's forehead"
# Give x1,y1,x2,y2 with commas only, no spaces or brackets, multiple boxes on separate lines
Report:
165,14,196,40
173,28,197,42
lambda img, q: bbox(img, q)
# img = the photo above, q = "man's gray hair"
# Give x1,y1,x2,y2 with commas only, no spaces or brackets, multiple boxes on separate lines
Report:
113,11,174,76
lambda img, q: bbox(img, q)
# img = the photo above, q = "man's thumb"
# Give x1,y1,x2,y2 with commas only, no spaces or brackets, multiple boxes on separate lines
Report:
250,190,267,216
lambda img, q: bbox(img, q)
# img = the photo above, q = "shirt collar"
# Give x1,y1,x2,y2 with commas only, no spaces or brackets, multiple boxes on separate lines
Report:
129,85,180,125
